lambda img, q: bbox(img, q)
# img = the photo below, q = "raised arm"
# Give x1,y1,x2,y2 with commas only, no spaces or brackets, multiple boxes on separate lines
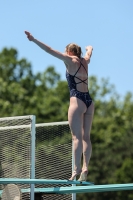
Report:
24,31,71,64
84,46,93,64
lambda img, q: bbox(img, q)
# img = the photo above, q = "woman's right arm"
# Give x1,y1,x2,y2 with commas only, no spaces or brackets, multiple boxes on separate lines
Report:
24,31,72,64
84,46,93,64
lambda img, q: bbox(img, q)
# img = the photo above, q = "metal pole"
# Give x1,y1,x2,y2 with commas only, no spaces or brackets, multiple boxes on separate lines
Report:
30,115,36,200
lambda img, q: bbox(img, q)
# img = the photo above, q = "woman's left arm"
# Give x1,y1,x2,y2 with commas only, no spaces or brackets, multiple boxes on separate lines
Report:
25,31,71,63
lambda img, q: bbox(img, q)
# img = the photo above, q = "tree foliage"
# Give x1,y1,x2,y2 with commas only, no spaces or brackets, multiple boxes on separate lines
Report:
0,48,133,199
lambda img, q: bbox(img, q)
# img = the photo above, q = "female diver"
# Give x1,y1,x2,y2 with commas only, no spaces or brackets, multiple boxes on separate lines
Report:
25,31,94,181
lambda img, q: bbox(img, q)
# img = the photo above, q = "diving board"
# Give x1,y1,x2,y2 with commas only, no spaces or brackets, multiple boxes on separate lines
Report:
0,178,93,185
0,179,133,194
24,184,133,194
0,183,133,195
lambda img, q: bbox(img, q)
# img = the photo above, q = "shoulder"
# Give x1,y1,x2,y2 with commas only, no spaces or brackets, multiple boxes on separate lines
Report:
80,57,88,66
71,56,80,63
70,57,88,67
65,56,79,66
81,57,89,66
80,58,88,71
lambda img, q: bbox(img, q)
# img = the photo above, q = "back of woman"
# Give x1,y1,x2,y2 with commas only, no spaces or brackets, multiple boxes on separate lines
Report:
64,43,92,110
66,57,89,93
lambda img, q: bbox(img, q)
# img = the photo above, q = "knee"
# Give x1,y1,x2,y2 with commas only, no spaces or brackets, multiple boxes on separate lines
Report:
72,134,82,141
82,134,91,142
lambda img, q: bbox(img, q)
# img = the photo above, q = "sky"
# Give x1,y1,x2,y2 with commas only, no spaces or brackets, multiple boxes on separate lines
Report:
1,0,133,98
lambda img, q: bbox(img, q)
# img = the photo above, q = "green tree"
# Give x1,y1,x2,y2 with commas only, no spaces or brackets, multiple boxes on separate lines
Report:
0,48,69,122
0,47,133,200
77,82,133,200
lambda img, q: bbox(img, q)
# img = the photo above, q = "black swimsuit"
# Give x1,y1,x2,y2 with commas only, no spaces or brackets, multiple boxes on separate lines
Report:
66,61,92,108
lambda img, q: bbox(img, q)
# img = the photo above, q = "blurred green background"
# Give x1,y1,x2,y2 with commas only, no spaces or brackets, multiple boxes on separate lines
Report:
0,48,133,200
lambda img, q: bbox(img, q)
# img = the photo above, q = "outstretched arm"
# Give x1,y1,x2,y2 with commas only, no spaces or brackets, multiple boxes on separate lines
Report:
84,46,93,64
24,31,71,63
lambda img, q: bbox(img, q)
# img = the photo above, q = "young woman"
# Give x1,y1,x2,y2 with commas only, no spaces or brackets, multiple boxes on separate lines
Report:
25,31,94,181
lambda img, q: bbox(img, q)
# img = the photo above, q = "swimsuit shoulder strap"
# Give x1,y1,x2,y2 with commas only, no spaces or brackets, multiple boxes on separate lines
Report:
74,63,81,77
74,60,88,77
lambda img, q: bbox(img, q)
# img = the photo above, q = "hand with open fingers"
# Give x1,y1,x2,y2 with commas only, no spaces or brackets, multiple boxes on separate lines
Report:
25,31,34,41
85,46,93,52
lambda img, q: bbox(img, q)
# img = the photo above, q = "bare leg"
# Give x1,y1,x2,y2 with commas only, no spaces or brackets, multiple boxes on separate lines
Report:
82,101,94,171
78,101,94,181
68,97,86,178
